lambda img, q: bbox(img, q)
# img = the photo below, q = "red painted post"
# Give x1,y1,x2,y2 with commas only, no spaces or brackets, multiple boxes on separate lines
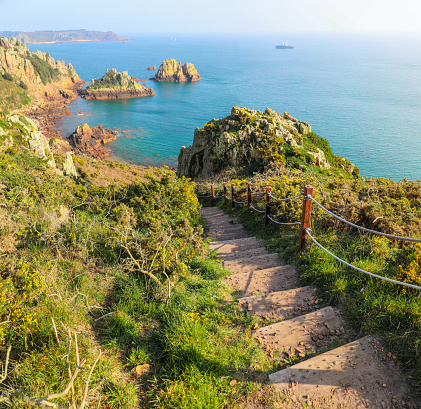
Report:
299,185,314,250
211,183,215,200
231,183,235,209
223,182,227,202
265,186,272,226
247,182,252,211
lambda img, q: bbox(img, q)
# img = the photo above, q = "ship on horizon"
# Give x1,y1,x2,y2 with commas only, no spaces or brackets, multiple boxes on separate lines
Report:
276,42,295,49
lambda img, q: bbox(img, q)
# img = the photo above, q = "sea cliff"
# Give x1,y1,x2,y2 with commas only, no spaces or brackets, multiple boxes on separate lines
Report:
151,59,201,82
80,68,155,100
177,106,356,179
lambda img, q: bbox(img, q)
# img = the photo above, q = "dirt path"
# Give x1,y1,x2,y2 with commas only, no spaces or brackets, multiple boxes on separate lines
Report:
201,206,420,409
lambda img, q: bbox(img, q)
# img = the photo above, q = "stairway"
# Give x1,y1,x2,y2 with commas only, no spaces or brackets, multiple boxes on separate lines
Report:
201,206,420,409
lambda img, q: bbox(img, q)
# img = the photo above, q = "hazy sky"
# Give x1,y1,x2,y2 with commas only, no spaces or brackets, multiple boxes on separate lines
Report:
1,0,421,34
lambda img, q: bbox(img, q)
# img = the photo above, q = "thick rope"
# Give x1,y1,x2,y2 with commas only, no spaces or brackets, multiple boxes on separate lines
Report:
269,192,304,202
305,229,421,290
249,204,265,213
267,215,301,226
309,196,421,243
233,199,248,204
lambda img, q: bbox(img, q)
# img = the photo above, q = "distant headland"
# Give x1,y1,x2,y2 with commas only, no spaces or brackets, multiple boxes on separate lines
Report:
0,29,127,45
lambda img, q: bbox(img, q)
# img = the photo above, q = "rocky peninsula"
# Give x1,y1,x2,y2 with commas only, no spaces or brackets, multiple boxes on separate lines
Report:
80,68,155,100
0,29,126,45
178,107,357,179
151,59,201,82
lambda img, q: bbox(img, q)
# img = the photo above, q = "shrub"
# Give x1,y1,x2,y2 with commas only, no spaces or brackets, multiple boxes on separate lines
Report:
2,72,13,81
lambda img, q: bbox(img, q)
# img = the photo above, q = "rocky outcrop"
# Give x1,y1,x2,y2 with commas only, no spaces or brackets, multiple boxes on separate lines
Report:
146,66,157,71
177,106,335,179
0,36,83,98
68,123,117,159
80,68,155,100
151,59,201,82
63,152,78,177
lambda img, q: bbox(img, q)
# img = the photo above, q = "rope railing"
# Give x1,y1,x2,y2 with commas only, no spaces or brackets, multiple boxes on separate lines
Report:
196,182,421,290
269,191,304,202
305,228,421,290
309,195,421,243
267,215,301,226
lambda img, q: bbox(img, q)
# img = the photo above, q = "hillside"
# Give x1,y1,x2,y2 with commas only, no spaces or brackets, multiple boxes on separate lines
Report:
0,36,84,114
0,29,126,44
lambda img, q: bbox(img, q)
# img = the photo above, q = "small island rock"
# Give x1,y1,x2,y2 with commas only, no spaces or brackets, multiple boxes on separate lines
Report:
151,59,201,82
146,66,157,71
68,123,117,159
80,68,155,100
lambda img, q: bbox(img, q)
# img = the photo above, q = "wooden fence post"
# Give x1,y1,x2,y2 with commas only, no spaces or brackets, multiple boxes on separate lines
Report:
223,182,227,202
299,185,314,250
247,182,252,211
211,183,215,200
231,183,235,209
265,186,272,226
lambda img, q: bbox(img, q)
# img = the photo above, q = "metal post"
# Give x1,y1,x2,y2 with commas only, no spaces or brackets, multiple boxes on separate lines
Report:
247,182,252,211
265,186,272,226
299,185,314,250
211,183,215,200
231,183,235,209
223,182,227,202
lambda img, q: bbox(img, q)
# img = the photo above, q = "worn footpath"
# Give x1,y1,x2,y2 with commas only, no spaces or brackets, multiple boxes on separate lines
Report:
201,206,420,409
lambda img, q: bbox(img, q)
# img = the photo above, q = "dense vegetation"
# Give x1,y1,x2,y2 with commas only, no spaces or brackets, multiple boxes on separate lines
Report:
0,129,285,407
24,53,61,85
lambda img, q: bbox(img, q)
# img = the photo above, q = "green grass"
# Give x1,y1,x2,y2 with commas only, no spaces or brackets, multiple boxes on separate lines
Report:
200,194,421,396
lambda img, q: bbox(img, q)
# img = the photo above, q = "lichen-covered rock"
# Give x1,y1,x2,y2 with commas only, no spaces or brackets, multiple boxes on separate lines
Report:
151,59,201,82
177,107,327,179
308,148,331,169
63,152,78,177
80,68,155,100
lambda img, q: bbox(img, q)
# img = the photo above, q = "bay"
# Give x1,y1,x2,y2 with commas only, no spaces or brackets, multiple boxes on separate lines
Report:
29,33,421,181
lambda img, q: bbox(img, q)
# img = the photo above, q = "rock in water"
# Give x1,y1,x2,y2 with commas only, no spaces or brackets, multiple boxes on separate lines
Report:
151,59,201,82
68,123,117,159
80,68,155,100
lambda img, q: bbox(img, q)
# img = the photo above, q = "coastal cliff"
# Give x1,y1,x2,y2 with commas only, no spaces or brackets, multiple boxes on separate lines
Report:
80,68,155,100
151,59,201,82
0,29,126,45
178,107,357,179
0,36,85,114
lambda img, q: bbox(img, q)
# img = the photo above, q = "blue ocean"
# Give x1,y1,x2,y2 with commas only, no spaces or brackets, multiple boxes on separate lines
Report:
29,33,421,181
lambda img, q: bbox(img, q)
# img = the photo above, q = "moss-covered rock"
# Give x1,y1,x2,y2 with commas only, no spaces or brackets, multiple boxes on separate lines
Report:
151,59,201,82
177,107,356,180
81,68,155,99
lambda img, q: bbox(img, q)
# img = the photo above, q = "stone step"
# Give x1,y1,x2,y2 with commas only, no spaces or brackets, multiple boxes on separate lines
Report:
223,253,282,273
252,307,344,356
219,246,269,261
209,225,245,234
268,336,420,408
210,231,249,242
200,207,226,215
206,218,240,227
213,242,265,258
209,236,261,249
238,286,318,321
224,265,297,298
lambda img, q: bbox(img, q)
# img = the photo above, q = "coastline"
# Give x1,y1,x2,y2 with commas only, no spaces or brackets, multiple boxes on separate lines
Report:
25,39,132,45
22,78,87,140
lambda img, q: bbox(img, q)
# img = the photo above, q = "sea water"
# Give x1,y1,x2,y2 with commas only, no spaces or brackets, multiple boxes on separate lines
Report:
29,33,421,181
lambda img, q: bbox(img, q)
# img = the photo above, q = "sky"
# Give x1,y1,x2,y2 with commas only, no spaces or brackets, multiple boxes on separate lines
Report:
0,0,421,35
